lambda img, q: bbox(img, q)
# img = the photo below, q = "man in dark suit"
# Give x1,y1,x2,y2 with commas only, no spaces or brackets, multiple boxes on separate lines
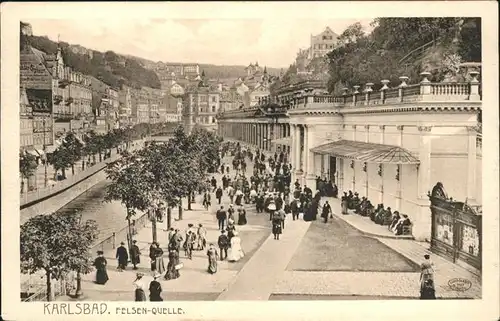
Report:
216,206,227,231
217,231,229,261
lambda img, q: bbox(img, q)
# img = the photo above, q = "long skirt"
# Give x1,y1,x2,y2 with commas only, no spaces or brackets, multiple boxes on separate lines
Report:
155,257,166,274
165,260,180,280
208,257,217,274
150,293,163,301
238,213,247,225
95,268,109,285
135,289,147,301
272,222,282,235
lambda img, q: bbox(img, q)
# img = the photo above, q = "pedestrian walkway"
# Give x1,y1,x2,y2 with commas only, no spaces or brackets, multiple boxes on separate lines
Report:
322,196,482,298
217,217,310,300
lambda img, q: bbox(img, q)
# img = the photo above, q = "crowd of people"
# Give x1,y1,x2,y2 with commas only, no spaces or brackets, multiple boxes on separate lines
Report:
340,190,413,236
90,140,432,301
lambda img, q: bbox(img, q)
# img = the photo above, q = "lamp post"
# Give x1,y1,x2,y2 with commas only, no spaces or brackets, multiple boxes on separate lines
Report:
43,117,48,188
75,211,84,298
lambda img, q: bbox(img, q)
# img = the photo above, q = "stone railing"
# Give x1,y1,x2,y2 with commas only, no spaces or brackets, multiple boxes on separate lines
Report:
217,72,481,119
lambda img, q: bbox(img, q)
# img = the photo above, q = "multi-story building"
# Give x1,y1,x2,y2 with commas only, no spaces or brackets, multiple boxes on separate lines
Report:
136,103,150,124
90,77,119,132
20,87,34,149
118,87,133,126
155,63,200,90
20,45,55,151
183,81,220,133
218,71,483,264
309,26,339,59
219,89,241,113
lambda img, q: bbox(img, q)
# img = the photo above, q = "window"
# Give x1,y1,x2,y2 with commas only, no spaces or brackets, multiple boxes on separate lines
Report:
212,118,216,123
211,106,216,113
211,96,216,102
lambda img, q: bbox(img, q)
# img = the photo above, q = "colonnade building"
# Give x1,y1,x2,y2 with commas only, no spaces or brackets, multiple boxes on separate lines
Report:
217,72,482,243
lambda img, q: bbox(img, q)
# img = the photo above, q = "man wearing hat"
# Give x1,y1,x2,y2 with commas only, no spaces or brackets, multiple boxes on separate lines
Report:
217,230,229,261
216,206,227,231
130,240,141,270
116,241,129,272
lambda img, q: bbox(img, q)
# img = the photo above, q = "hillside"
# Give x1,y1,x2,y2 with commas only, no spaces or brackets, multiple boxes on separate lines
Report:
127,55,281,80
323,18,481,93
24,34,161,89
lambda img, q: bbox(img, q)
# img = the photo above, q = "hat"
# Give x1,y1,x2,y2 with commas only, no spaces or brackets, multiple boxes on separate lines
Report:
233,231,239,236
136,272,144,278
153,272,161,279
97,250,104,255
221,230,226,234
132,240,137,243
120,242,125,245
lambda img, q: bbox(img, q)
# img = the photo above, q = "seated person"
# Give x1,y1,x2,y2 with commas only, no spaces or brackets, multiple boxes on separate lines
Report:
378,207,393,225
394,214,411,235
355,197,367,214
362,201,375,217
351,192,361,210
390,211,401,230
372,204,384,222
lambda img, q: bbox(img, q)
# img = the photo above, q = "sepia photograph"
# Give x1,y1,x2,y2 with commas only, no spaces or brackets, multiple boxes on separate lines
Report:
2,2,499,321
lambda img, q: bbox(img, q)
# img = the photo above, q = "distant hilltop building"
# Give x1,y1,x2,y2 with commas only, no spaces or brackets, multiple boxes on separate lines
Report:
155,62,200,90
309,26,339,59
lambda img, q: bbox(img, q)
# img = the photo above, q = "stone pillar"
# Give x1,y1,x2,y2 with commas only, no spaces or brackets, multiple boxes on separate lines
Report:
466,126,477,203
469,71,481,101
417,126,432,198
294,125,302,173
305,125,316,187
290,125,296,178
266,123,271,151
396,125,404,211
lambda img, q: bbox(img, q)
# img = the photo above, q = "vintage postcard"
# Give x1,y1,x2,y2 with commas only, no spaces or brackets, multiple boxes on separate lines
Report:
1,1,498,321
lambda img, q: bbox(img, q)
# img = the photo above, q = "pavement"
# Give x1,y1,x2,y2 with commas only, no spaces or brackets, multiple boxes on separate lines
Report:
29,142,481,301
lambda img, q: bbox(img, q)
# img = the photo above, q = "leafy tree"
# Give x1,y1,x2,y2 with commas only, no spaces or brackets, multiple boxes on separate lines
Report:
458,18,481,62
60,132,83,175
48,146,73,180
105,152,155,249
19,151,38,194
20,212,98,301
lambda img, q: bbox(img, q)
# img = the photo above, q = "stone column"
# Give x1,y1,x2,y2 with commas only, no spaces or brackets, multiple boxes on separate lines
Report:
417,126,432,198
294,125,302,173
305,125,316,187
396,125,404,211
466,126,477,203
290,125,296,178
266,123,271,151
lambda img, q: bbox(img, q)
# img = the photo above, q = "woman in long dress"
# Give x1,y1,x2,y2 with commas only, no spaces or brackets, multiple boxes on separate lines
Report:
149,273,163,301
153,243,166,274
227,231,245,262
164,248,180,280
237,207,247,225
207,244,219,274
272,211,283,240
133,273,147,301
93,251,109,285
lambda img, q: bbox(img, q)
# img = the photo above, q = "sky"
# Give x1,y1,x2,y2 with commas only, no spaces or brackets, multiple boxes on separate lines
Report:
25,18,374,69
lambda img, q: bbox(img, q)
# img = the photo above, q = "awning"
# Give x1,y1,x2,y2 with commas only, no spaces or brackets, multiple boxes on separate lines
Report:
25,149,38,156
311,140,420,165
271,137,292,146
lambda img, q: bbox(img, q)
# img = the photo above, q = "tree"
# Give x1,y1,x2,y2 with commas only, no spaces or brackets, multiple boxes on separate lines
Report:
60,132,84,175
20,151,38,194
105,152,155,250
48,146,73,180
458,18,481,62
337,22,365,46
20,212,98,301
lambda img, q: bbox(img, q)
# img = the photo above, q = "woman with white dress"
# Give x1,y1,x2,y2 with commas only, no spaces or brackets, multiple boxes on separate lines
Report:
133,272,147,301
227,231,245,262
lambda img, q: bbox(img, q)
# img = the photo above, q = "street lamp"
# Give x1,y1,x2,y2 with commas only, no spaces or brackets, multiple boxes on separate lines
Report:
43,117,48,188
75,211,84,298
